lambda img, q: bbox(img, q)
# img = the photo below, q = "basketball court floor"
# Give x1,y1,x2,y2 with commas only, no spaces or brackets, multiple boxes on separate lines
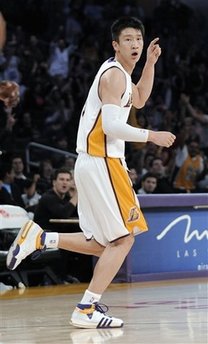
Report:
0,277,207,344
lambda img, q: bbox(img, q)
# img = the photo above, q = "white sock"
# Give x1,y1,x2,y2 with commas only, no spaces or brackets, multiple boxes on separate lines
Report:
44,232,59,248
80,289,101,304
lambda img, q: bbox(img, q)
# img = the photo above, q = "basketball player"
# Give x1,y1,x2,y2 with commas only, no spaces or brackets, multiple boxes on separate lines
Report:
7,17,175,328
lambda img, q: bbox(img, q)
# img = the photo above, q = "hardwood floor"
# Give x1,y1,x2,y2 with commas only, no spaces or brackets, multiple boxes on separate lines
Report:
0,278,207,344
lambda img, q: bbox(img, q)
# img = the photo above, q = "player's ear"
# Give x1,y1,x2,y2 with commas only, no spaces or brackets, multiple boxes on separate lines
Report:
112,40,118,52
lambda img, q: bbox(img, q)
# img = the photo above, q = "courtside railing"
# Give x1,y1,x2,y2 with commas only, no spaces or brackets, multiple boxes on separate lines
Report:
25,142,77,173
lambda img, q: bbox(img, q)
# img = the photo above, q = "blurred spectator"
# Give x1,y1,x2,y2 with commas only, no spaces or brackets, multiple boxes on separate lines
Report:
0,107,16,152
36,158,54,194
173,138,204,193
45,98,72,138
63,156,76,170
11,153,27,193
196,157,208,192
13,111,38,143
150,157,174,193
34,167,78,231
21,176,41,216
128,167,140,193
180,93,208,155
34,167,91,283
0,163,24,207
4,42,21,84
48,38,76,80
65,10,83,42
141,153,155,176
138,172,158,194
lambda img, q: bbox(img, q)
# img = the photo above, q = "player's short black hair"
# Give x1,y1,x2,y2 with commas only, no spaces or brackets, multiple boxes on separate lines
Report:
111,16,145,42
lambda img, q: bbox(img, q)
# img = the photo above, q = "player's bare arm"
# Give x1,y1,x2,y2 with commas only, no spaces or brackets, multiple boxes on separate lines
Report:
99,67,125,105
132,38,161,109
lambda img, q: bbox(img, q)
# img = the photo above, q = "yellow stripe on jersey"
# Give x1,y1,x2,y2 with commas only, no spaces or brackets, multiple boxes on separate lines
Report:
105,157,148,233
87,111,106,156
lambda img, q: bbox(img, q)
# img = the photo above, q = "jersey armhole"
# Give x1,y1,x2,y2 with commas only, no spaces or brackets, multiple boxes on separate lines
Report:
97,66,126,101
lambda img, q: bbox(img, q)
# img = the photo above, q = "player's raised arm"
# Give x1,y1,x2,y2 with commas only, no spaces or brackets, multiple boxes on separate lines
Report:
132,38,161,109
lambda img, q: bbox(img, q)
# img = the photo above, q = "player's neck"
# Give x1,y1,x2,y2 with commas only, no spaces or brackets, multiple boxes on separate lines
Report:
115,55,135,75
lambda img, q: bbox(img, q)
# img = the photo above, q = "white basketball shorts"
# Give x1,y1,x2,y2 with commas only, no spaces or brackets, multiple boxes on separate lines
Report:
74,153,148,246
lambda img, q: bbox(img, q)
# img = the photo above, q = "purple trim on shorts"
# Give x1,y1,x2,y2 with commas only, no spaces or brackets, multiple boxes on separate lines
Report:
86,236,93,241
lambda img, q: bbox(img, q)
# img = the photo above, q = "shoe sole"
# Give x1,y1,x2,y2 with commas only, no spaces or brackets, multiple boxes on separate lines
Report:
6,220,36,270
70,320,123,329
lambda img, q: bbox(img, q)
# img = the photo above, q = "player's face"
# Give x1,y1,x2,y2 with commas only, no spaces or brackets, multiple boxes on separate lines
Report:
113,28,144,66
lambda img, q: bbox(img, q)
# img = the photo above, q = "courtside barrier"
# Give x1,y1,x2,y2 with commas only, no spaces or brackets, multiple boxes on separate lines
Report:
115,193,208,282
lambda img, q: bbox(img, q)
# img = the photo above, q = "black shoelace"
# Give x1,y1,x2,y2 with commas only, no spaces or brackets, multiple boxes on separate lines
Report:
94,302,109,314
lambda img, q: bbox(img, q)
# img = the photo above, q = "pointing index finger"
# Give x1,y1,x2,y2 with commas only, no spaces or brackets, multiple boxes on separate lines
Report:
150,37,160,45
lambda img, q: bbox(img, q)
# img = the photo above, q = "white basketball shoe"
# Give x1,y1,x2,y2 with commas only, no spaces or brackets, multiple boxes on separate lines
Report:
6,220,45,270
71,303,123,329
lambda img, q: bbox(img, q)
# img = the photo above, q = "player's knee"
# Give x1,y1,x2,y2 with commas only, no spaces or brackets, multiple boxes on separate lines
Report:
124,234,135,249
93,240,105,256
114,234,135,250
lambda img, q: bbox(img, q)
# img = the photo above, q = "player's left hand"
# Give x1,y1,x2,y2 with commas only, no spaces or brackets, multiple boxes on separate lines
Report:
146,38,161,65
0,81,20,108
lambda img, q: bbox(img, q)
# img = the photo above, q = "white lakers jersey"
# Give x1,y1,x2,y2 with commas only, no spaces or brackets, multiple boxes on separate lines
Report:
76,57,133,158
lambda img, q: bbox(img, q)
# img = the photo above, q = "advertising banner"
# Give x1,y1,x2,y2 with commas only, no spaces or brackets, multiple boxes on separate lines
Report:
131,208,208,274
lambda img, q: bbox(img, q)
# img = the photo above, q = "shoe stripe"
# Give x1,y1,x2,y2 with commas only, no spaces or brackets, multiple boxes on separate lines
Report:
97,317,105,328
107,319,113,327
102,318,109,328
97,317,113,328
6,243,20,270
17,220,33,245
35,230,44,250
7,256,17,270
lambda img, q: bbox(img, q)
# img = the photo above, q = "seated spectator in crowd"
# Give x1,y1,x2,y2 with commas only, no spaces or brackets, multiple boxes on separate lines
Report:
128,167,140,193
0,106,16,152
141,153,155,176
0,163,24,207
138,172,158,194
173,138,204,193
36,158,54,194
150,157,174,193
34,167,78,231
34,167,91,283
63,156,76,170
21,177,41,217
11,154,27,193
